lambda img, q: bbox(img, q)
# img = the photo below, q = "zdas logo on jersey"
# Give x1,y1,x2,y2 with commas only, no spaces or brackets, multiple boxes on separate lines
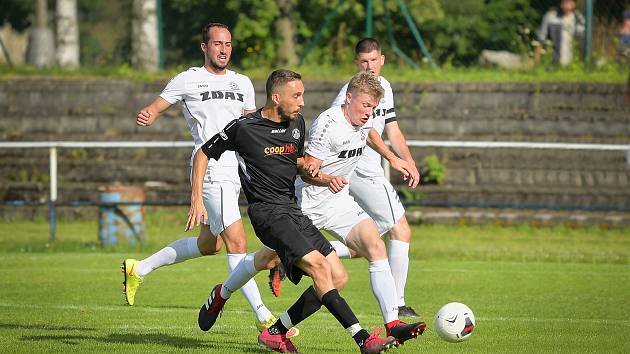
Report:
200,90,245,102
264,144,296,157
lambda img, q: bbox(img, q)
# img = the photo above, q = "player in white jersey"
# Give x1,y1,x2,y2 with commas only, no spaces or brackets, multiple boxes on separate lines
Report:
297,71,426,345
329,38,421,317
120,23,298,337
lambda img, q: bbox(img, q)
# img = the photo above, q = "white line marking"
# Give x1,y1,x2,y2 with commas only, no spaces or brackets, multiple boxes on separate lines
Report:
1,303,628,326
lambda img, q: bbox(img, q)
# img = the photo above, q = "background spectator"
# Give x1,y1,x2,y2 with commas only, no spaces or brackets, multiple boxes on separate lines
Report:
535,0,585,66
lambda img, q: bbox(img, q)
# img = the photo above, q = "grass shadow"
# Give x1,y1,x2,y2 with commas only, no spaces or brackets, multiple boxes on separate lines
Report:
20,331,268,351
0,323,97,331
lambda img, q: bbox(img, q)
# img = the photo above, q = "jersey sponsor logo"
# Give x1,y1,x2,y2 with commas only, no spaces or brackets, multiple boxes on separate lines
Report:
198,84,209,88
292,128,300,139
264,144,296,156
229,81,239,90
271,128,286,134
200,90,245,102
337,147,363,158
219,130,228,140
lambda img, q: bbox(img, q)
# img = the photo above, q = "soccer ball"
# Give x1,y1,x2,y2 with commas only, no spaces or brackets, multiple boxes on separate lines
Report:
434,302,476,342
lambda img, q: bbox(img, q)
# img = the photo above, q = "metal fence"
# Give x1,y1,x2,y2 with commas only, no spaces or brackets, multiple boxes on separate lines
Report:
2,140,628,240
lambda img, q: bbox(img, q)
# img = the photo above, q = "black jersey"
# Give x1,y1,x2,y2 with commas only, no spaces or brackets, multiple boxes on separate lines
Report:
200,109,305,205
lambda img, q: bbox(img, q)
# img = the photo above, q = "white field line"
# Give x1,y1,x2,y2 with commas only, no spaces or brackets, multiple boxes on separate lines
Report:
1,303,628,327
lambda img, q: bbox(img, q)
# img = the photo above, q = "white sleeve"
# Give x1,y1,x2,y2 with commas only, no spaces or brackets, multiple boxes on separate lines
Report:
159,72,186,104
384,84,396,123
330,83,349,107
305,115,332,161
242,77,257,111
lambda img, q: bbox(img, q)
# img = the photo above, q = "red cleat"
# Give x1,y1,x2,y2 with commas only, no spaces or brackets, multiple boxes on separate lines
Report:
360,328,397,354
268,264,285,297
258,328,299,353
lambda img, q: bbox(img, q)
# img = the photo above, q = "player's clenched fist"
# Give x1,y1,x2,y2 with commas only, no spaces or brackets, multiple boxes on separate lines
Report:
328,176,348,193
136,109,155,127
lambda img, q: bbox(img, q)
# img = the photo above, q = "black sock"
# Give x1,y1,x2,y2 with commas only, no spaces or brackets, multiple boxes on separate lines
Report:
353,329,371,347
268,320,288,335
286,286,322,326
320,288,362,327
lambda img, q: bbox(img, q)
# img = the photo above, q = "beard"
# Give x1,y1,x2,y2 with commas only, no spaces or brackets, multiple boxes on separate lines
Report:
278,105,297,121
207,53,229,70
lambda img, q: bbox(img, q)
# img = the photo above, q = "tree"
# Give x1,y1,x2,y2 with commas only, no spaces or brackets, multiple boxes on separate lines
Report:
56,0,80,69
26,0,56,67
131,0,159,72
274,0,298,66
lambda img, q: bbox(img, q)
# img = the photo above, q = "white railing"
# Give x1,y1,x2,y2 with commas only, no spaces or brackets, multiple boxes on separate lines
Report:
2,140,629,204
2,140,629,240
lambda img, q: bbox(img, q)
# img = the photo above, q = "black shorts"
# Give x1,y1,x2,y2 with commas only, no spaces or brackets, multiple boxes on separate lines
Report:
247,201,333,284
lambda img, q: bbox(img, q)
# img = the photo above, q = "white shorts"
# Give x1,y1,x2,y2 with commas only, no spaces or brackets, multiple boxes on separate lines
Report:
349,172,405,235
301,193,371,242
190,167,242,236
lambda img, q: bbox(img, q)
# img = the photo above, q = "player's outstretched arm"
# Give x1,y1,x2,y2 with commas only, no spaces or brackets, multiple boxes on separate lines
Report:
298,156,347,192
186,149,209,231
367,128,418,188
136,97,172,127
385,122,420,186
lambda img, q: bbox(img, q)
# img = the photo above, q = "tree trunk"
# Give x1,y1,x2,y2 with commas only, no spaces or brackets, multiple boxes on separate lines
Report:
131,0,159,72
26,0,56,68
274,0,298,66
56,0,79,69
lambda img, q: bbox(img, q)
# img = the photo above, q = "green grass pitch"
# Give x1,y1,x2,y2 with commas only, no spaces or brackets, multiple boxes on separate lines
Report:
0,209,629,353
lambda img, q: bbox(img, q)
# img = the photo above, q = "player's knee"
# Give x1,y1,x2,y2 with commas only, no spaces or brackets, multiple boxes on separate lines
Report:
364,238,387,261
197,234,222,256
306,256,332,279
390,218,411,242
222,235,247,253
332,267,348,290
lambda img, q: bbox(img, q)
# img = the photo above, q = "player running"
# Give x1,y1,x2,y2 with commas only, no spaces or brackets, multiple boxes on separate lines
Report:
120,22,296,336
270,38,421,318
296,71,425,345
329,38,421,317
188,69,397,353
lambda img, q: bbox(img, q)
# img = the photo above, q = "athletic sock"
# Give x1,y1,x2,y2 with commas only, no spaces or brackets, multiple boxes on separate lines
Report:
136,237,201,279
388,240,410,307
330,240,352,258
320,288,370,346
221,252,258,299
226,253,272,323
285,286,322,325
368,259,399,323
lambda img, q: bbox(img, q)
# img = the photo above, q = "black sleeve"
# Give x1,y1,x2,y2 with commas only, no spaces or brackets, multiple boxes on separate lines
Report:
297,116,306,157
200,118,239,160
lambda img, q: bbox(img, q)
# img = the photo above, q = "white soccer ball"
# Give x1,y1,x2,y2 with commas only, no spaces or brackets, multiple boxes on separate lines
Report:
434,302,476,342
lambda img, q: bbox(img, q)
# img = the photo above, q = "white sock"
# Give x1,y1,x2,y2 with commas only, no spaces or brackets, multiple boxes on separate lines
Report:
331,240,352,258
221,252,259,299
368,259,399,324
388,240,410,307
136,237,201,279
226,253,272,323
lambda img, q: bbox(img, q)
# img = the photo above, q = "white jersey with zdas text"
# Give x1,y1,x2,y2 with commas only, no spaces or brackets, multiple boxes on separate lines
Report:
160,67,256,181
331,75,395,177
296,106,372,210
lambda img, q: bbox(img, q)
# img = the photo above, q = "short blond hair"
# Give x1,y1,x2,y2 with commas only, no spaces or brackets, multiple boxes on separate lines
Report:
347,71,384,101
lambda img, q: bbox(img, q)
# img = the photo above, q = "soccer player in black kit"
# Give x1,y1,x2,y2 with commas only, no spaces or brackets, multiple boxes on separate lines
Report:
186,69,396,353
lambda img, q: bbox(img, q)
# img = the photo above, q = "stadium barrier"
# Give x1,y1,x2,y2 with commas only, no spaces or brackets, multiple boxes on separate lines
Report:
1,140,628,241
